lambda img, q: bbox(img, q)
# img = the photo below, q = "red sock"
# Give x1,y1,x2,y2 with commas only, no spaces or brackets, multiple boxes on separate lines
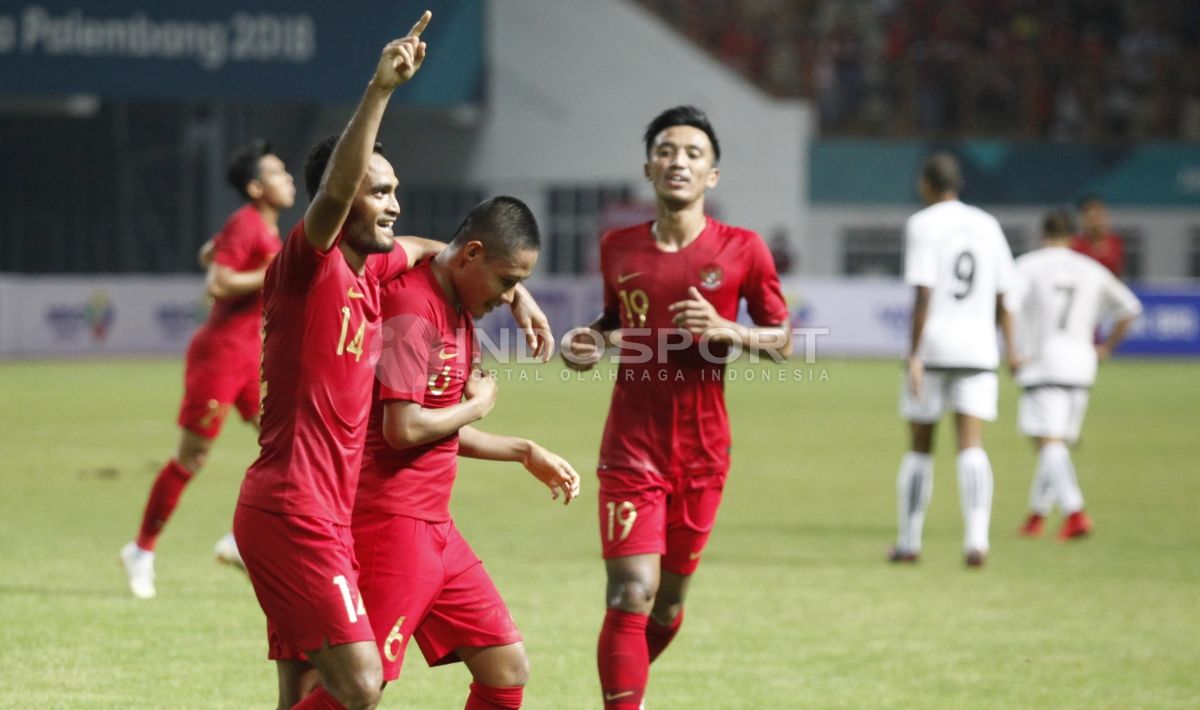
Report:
646,609,684,663
597,608,648,708
292,687,346,709
465,682,523,709
135,459,194,551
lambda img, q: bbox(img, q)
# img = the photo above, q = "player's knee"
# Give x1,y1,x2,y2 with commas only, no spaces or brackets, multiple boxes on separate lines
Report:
607,579,657,612
327,665,383,709
497,651,530,687
650,601,683,627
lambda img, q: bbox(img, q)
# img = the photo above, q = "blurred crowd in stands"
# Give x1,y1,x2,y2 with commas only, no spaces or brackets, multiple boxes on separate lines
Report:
636,0,1200,142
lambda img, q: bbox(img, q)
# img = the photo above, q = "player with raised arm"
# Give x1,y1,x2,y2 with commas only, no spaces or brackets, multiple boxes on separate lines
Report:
1008,209,1142,540
891,152,1016,568
121,140,294,599
353,196,580,710
232,15,549,709
563,106,791,709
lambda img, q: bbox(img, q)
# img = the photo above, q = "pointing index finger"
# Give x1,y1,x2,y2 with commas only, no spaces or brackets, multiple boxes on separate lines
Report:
408,10,432,38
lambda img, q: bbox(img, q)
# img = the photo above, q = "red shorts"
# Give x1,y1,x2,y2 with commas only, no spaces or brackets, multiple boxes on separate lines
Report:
233,504,375,659
177,350,259,438
597,470,727,576
352,511,521,681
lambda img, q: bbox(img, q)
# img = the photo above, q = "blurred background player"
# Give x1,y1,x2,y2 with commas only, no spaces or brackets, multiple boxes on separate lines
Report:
352,197,580,710
891,152,1016,568
563,105,791,709
120,139,295,600
1007,208,1142,540
1070,194,1126,279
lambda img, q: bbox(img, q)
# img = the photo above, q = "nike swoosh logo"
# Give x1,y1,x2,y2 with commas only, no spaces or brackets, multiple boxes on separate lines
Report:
347,287,365,299
437,350,457,360
604,691,635,701
616,272,642,284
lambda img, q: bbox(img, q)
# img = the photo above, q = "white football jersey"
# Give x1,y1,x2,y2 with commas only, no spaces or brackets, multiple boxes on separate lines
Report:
904,200,1015,369
1006,246,1142,387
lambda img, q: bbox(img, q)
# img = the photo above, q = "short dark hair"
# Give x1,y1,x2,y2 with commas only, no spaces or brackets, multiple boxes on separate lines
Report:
449,196,541,260
920,152,963,194
1077,193,1106,210
643,105,721,163
1041,208,1075,238
304,134,386,202
227,139,272,200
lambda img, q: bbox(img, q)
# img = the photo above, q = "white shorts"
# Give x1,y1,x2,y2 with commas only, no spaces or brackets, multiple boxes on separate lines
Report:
1018,386,1090,443
900,368,998,423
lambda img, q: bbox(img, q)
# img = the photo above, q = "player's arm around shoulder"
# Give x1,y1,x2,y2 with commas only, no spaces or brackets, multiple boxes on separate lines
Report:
393,236,445,265
458,426,581,505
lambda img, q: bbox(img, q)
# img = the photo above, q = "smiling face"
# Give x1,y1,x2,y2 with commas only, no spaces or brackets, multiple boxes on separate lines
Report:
342,153,400,256
453,243,539,318
644,125,720,210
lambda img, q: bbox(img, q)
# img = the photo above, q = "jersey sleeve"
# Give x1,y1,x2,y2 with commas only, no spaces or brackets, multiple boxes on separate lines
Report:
740,232,790,325
903,217,936,287
213,210,261,270
368,242,412,284
1100,269,1143,319
376,294,438,404
272,221,333,292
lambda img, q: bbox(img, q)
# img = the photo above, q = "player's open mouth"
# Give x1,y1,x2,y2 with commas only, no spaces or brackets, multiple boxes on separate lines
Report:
666,174,689,187
377,219,395,235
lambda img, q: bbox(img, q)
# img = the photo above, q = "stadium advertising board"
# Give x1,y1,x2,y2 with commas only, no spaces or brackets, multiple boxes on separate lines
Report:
0,0,481,102
2,276,1197,359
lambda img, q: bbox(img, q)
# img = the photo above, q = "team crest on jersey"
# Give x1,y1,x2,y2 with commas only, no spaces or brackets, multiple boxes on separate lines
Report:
699,264,723,290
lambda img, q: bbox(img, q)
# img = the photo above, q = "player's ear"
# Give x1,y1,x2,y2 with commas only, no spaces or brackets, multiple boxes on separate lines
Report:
463,240,485,262
643,163,652,181
245,180,264,200
706,166,720,189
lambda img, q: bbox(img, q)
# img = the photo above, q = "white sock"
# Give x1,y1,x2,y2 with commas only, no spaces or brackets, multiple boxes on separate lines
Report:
896,452,934,553
1028,448,1056,516
957,448,993,553
1042,442,1084,514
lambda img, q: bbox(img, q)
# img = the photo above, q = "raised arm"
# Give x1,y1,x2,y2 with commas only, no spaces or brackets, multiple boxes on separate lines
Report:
303,11,431,252
458,426,581,505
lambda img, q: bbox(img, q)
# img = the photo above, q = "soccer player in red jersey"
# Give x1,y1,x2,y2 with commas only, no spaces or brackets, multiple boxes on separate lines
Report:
563,106,792,709
353,196,580,710
232,15,549,710
1069,194,1126,278
120,139,295,600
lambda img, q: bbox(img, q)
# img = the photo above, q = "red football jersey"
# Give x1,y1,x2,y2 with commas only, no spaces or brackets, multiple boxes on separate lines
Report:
1069,233,1125,278
188,205,281,368
597,218,789,478
238,222,409,524
356,261,478,523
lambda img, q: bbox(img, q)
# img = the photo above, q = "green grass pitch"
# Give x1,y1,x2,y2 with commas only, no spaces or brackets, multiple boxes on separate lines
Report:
0,357,1197,708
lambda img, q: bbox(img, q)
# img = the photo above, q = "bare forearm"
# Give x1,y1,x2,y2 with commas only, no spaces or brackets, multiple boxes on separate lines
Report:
909,287,930,358
395,236,445,264
207,267,265,299
1104,316,1134,352
384,399,489,449
458,426,532,462
325,82,391,202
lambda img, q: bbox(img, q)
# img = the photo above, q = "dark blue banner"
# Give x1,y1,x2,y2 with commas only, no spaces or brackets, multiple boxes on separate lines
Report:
0,0,481,103
1120,287,1200,356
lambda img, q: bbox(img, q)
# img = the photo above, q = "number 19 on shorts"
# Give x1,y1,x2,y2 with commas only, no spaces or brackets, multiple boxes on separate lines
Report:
605,501,637,542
